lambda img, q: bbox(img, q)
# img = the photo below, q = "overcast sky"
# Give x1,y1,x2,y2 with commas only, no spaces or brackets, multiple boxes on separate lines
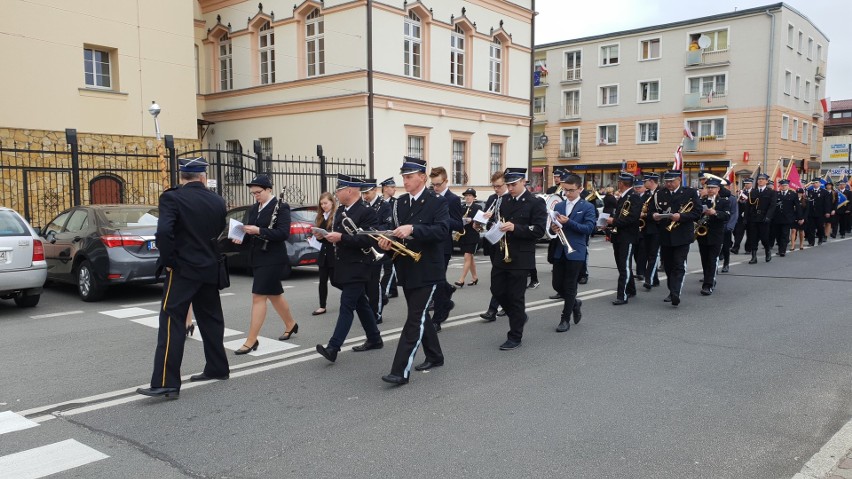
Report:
534,0,849,101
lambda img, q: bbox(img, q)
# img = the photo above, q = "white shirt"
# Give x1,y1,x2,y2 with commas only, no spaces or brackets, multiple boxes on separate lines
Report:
258,197,274,211
410,185,427,202
564,197,579,217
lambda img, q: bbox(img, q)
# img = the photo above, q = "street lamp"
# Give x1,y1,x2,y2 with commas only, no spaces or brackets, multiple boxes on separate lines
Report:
148,101,162,140
149,100,168,190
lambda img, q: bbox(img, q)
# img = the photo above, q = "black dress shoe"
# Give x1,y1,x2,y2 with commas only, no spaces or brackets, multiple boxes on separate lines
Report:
556,320,570,333
748,254,758,264
779,252,785,257
433,321,442,332
612,299,628,306
635,274,645,282
700,287,712,296
480,310,497,321
671,293,680,306
381,374,409,385
499,339,522,350
578,276,588,285
414,360,444,371
189,372,229,382
352,340,383,352
235,340,260,355
765,250,772,262
375,318,383,325
496,309,507,317
663,294,672,302
642,282,652,290
549,293,564,300
316,344,339,362
573,299,583,324
730,247,739,255
652,281,661,287
137,387,179,399
627,292,636,298
721,265,729,273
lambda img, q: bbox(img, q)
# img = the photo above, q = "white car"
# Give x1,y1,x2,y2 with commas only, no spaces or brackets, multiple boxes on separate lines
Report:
0,207,47,307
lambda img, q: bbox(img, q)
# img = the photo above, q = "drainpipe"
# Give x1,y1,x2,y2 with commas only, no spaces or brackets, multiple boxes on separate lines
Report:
763,9,776,173
528,0,536,185
367,0,375,176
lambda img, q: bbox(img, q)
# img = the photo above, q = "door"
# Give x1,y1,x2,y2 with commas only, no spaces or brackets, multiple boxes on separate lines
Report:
41,210,72,278
90,176,122,204
50,209,90,277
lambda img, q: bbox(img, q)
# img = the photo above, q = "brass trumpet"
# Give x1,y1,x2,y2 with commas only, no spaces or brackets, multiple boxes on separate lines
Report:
498,211,511,263
666,199,694,232
609,198,632,235
341,216,385,261
638,196,652,232
342,217,422,262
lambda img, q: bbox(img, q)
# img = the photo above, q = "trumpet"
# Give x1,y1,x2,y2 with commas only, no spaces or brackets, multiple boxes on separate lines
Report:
608,198,632,235
639,195,652,232
550,222,575,255
341,216,385,261
666,199,694,232
474,199,499,232
497,211,511,263
342,217,422,262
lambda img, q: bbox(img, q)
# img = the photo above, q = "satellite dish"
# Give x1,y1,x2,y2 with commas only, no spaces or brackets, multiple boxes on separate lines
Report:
540,134,549,146
697,35,711,49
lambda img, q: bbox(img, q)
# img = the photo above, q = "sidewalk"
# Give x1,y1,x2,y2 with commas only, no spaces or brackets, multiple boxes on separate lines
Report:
824,451,852,479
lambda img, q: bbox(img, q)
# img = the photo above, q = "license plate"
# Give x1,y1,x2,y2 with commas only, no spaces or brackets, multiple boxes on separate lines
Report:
0,251,6,262
147,241,157,251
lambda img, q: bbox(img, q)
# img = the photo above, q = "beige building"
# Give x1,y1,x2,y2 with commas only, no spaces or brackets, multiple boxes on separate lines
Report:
195,0,533,189
532,3,828,189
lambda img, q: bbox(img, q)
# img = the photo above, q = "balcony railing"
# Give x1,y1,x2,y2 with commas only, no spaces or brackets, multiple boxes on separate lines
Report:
560,111,581,121
685,49,731,68
683,91,728,111
559,146,580,159
563,69,581,83
683,137,726,154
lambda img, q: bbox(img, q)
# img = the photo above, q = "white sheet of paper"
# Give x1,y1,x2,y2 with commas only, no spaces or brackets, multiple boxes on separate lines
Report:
484,221,505,245
311,227,329,237
548,209,563,229
228,218,246,242
596,213,610,229
472,210,489,224
307,236,323,251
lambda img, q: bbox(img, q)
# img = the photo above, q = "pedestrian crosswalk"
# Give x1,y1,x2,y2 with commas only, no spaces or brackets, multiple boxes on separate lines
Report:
0,412,108,478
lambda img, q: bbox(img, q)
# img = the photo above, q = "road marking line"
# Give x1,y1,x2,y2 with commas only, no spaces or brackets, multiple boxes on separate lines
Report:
0,411,38,435
121,292,233,308
129,316,242,338
0,439,109,479
99,307,157,319
28,311,84,319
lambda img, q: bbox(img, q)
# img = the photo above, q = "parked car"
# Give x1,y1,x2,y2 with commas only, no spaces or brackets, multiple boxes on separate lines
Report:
40,205,161,301
222,204,318,279
0,207,47,307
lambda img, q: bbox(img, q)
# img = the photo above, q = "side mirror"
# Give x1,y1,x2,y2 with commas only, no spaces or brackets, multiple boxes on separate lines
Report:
46,231,57,244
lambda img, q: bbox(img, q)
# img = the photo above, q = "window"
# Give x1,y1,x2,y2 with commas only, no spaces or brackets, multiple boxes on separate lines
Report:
84,47,112,89
259,137,273,172
600,44,619,66
489,143,503,174
781,115,789,140
792,118,799,141
797,31,803,53
532,132,545,150
219,34,233,91
637,121,659,144
787,24,795,47
450,26,465,86
259,22,275,85
794,75,801,99
598,125,617,145
226,140,243,181
817,44,823,60
407,135,424,158
306,9,325,77
812,124,818,146
807,37,814,59
688,74,726,96
599,84,618,106
563,90,580,117
784,71,792,95
803,121,809,144
687,118,726,138
65,210,89,233
533,96,545,114
564,50,581,81
815,84,820,106
194,44,200,94
452,140,466,184
804,80,811,103
561,128,579,157
689,29,728,51
639,80,660,102
640,38,661,60
404,11,422,78
489,38,502,93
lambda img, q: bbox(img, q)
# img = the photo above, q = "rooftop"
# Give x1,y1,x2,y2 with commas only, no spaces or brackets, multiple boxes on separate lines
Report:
830,100,852,112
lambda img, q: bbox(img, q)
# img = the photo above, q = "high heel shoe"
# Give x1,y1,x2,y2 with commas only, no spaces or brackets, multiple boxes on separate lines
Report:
235,340,259,355
453,281,465,288
468,278,479,286
186,323,195,337
279,323,299,341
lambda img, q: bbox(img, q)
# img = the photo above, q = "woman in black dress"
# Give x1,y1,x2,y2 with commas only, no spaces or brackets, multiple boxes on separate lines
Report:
312,192,337,315
455,188,482,287
232,175,298,354
791,187,809,251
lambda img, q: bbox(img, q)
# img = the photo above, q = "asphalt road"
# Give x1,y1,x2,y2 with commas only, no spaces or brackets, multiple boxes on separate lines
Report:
2,236,852,478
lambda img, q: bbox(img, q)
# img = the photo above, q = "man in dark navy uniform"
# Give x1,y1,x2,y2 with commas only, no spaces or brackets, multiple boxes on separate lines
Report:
316,175,384,363
377,157,447,386
640,173,662,290
360,179,388,323
379,177,399,298
731,177,753,254
653,170,701,307
606,172,642,305
771,179,797,256
696,179,730,295
806,178,831,246
138,157,229,399
428,166,463,329
745,173,777,264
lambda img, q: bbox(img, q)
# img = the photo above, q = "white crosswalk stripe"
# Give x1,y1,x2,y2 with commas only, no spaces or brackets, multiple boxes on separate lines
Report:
129,316,243,339
223,337,299,356
100,307,158,318
0,411,38,435
0,439,108,479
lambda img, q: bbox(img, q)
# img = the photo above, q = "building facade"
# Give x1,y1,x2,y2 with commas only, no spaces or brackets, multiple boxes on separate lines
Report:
532,3,828,189
822,100,852,176
195,0,533,190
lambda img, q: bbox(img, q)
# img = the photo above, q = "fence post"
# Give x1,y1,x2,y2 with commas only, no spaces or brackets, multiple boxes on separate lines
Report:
318,145,327,194
65,128,81,206
164,135,176,188
215,146,223,195
253,140,263,175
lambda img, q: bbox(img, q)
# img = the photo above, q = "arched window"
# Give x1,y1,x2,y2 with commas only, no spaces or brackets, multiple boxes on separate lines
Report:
259,21,275,84
489,37,502,93
219,33,233,91
404,11,422,78
450,25,464,86
306,9,325,77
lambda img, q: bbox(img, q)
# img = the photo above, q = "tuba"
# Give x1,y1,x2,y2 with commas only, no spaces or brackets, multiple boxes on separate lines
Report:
666,199,695,232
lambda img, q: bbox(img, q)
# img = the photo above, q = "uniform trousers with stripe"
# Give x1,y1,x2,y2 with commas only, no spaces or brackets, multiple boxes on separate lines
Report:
721,230,733,265
660,244,690,296
390,285,443,379
642,233,661,286
366,263,384,321
613,241,636,301
329,282,381,350
491,269,530,342
381,261,398,296
150,270,229,390
697,242,722,289
431,254,454,324
633,235,647,277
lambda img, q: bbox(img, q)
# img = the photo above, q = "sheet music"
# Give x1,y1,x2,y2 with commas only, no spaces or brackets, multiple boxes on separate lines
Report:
472,210,489,224
484,221,505,245
228,218,246,242
596,213,610,229
311,227,329,237
548,209,563,229
307,236,323,251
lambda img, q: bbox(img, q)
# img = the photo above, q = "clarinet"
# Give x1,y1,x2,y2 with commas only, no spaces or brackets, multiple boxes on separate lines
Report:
260,197,281,252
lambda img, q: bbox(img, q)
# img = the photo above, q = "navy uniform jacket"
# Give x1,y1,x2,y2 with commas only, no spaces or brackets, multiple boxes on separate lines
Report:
490,190,547,271
458,202,482,246
316,212,336,268
333,201,378,285
696,195,731,246
609,188,642,244
243,199,291,267
480,192,506,256
772,189,798,224
807,188,831,217
746,186,776,223
655,186,702,247
641,190,660,236
440,189,464,256
156,182,227,284
391,188,449,289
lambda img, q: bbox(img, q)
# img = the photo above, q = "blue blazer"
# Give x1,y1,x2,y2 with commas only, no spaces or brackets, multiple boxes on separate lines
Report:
551,198,597,262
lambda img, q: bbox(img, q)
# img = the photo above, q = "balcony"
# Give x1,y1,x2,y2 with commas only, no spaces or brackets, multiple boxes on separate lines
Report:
683,91,728,111
683,137,726,155
816,60,827,81
561,69,582,84
559,146,580,159
685,49,731,69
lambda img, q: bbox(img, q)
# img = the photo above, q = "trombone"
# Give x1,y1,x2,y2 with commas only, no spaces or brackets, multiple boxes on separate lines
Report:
342,216,422,262
666,199,695,232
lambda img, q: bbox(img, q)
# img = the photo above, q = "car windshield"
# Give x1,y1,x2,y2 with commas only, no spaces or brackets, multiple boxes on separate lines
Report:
102,208,160,227
0,211,29,237
291,207,317,223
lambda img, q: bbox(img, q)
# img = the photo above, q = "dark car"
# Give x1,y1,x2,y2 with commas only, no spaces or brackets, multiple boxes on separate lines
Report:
40,205,161,301
222,204,318,279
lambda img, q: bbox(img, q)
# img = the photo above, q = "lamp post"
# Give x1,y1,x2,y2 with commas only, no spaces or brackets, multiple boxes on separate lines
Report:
148,101,168,191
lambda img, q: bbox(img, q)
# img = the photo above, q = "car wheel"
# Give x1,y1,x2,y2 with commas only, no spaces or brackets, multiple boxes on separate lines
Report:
279,263,292,280
77,260,105,302
14,294,40,307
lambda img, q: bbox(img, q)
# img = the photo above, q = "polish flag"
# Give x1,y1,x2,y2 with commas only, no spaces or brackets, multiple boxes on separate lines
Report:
724,165,736,185
787,163,803,189
821,97,831,114
683,120,694,140
673,144,684,170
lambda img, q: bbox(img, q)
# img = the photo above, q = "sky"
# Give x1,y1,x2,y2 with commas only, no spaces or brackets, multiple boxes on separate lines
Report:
534,0,850,101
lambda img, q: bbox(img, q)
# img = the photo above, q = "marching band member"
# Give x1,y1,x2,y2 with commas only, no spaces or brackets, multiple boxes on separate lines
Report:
631,178,647,283
361,179,390,323
428,167,463,330
721,185,738,273
825,179,839,239
606,172,642,305
838,178,852,238
653,170,701,307
745,173,776,264
377,157,447,386
316,175,383,363
489,168,547,350
640,173,662,290
548,173,596,332
696,178,730,296
806,178,831,246
731,177,753,255
480,171,509,321
771,179,797,257
455,188,481,287
379,177,399,299
791,188,809,250
545,168,565,195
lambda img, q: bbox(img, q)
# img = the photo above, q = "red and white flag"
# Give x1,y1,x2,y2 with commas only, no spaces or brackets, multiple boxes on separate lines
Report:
683,120,694,140
673,144,684,170
821,97,831,114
